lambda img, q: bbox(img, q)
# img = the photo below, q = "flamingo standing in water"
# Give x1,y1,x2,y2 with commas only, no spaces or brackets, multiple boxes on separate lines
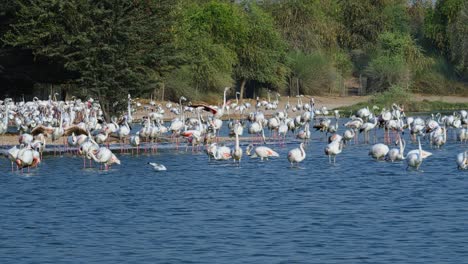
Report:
206,143,232,160
406,137,432,170
130,132,141,155
15,144,40,172
78,136,99,168
456,151,468,169
246,144,279,161
288,143,306,167
148,162,167,171
369,143,389,160
386,137,406,162
325,138,343,164
87,147,120,170
342,129,355,145
231,123,243,165
7,145,20,171
116,117,131,153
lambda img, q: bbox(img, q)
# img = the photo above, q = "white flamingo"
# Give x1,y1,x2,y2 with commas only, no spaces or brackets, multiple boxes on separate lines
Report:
231,123,243,164
456,151,468,170
130,131,141,155
325,139,343,164
288,143,306,166
369,143,389,160
386,137,405,162
406,137,431,170
148,162,167,171
7,145,20,171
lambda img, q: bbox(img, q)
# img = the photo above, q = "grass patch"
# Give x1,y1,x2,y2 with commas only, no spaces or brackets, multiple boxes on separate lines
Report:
337,85,468,113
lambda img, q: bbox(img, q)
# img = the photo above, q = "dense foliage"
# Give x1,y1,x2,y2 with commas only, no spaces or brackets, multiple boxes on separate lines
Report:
0,0,466,117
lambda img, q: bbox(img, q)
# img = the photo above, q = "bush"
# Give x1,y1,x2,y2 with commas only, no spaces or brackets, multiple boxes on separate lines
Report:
287,50,337,95
370,84,412,109
365,55,410,92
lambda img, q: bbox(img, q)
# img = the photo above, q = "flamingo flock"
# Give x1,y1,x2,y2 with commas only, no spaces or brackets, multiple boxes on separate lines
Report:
0,91,467,173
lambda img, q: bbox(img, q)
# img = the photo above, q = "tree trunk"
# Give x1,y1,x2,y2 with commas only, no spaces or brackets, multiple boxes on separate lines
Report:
99,96,111,122
161,82,165,101
239,78,247,103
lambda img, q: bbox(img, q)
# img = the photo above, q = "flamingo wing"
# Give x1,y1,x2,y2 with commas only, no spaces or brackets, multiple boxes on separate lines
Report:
31,125,53,136
191,104,218,115
64,126,88,136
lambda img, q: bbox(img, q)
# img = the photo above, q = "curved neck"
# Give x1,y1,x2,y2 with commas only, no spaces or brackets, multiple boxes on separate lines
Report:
299,144,305,156
222,90,228,110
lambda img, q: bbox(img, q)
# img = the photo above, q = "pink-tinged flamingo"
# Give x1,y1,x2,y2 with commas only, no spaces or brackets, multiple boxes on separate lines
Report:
87,147,120,170
246,144,279,161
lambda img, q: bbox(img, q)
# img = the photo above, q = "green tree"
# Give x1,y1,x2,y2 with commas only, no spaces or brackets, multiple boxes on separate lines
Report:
365,31,429,92
424,0,463,53
339,0,387,49
5,0,179,120
287,50,337,96
234,3,288,100
264,0,342,53
175,1,244,97
448,2,468,78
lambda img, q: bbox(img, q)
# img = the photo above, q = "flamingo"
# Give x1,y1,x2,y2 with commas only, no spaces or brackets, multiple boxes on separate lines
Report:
206,143,232,160
0,100,10,136
16,145,40,172
7,145,20,171
248,121,265,144
459,128,468,143
288,143,306,167
296,122,311,143
406,137,432,170
190,87,230,119
359,117,377,143
130,132,141,155
342,129,355,145
431,126,447,148
245,144,279,160
31,133,46,159
87,147,120,170
231,123,243,164
386,137,405,162
369,143,389,160
356,106,371,121
116,117,131,152
325,139,343,164
456,151,468,170
78,137,100,168
19,133,33,145
95,129,110,146
148,162,167,171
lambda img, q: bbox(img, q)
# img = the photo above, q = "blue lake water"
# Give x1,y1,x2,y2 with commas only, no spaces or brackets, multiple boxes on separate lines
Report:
0,123,467,263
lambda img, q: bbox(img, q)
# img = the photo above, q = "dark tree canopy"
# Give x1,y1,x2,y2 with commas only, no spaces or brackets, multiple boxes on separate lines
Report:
0,0,466,114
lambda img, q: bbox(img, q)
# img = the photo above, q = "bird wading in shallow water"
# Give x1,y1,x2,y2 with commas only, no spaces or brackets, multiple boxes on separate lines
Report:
288,143,306,167
148,162,167,171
